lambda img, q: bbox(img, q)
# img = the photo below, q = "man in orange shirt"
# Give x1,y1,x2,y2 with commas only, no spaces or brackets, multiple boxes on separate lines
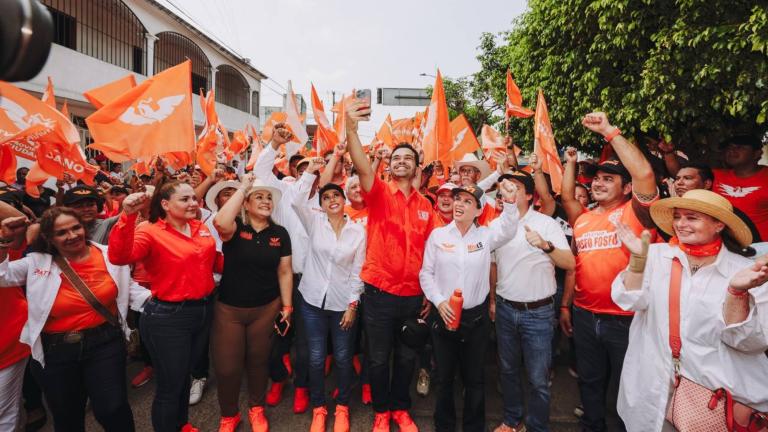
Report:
346,101,434,432
560,112,658,432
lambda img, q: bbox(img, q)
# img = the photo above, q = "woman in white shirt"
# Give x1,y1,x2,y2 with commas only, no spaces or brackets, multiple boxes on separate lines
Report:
291,159,366,432
419,180,519,432
612,189,768,431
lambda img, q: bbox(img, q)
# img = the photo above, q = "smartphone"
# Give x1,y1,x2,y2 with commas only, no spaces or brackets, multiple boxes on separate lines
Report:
274,315,289,336
355,89,372,121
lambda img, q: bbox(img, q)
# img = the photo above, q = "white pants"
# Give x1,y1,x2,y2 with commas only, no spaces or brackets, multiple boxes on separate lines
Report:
0,357,28,432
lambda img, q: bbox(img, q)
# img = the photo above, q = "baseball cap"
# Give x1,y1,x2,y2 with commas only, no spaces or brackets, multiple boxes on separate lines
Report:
399,318,430,349
436,182,459,195
718,134,763,150
452,184,484,209
499,170,534,195
63,186,103,206
317,183,345,205
595,159,630,181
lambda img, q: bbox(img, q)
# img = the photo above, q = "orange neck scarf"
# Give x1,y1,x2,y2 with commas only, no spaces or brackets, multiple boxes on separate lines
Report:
669,236,723,257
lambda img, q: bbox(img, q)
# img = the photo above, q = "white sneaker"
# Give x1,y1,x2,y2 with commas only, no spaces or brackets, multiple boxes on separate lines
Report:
416,368,430,397
189,377,207,405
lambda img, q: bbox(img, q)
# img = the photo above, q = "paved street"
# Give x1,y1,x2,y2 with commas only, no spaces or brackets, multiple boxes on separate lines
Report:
38,337,619,431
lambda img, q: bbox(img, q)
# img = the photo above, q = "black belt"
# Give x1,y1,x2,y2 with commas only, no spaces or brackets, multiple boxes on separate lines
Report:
152,296,211,306
41,322,117,345
497,295,553,311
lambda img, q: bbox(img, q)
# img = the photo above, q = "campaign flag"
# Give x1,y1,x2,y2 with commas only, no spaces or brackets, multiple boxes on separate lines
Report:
310,84,338,156
421,70,451,165
41,77,56,109
534,90,564,193
505,70,534,119
25,126,99,196
283,80,308,158
84,74,137,109
448,114,480,162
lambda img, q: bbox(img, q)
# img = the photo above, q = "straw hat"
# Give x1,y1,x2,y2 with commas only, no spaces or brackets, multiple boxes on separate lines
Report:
454,154,492,181
650,189,752,248
243,178,282,206
205,180,242,212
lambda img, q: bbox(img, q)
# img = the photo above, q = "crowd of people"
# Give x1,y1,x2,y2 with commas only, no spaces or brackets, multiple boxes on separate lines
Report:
0,104,767,432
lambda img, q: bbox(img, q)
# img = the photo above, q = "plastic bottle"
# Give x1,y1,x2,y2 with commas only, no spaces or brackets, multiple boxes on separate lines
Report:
446,289,463,331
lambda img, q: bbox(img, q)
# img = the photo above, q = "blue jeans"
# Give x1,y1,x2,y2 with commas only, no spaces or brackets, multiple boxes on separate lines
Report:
495,297,554,432
300,296,357,407
572,306,630,432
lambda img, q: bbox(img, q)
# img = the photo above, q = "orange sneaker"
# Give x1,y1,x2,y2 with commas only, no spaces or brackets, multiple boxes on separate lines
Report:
391,410,418,432
324,355,333,376
333,405,350,432
181,424,199,432
218,413,241,432
310,406,327,432
372,411,390,432
248,406,269,432
352,355,362,375
282,354,293,377
293,387,309,414
265,381,284,407
361,383,372,405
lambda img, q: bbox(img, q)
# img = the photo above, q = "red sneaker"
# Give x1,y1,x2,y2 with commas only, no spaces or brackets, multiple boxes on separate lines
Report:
217,413,241,432
130,366,153,388
248,406,269,432
282,354,293,377
334,405,350,432
324,355,333,376
181,424,199,432
293,387,309,414
265,381,284,407
352,355,362,375
372,411,390,432
391,410,418,432
310,406,327,432
361,383,372,405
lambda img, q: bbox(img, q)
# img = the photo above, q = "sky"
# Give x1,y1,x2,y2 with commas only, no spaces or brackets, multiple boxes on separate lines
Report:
159,0,528,141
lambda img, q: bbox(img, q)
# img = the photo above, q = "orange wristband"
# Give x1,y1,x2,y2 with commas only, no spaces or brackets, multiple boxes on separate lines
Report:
282,305,294,313
727,286,748,297
603,128,622,143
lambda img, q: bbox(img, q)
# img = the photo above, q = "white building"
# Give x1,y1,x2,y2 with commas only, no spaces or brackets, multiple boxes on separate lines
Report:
16,0,266,158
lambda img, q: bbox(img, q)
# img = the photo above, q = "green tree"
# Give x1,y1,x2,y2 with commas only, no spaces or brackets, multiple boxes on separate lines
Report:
473,0,768,159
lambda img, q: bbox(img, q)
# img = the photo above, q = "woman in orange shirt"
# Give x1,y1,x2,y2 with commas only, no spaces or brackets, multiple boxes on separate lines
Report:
0,207,150,432
109,181,221,432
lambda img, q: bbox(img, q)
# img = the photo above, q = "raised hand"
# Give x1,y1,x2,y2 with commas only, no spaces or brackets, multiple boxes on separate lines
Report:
529,152,543,171
271,122,294,145
498,179,518,204
582,112,614,136
657,140,675,154
122,192,151,215
306,157,325,174
239,172,255,189
615,223,650,257
345,101,371,133
729,255,768,292
565,146,578,164
0,216,29,244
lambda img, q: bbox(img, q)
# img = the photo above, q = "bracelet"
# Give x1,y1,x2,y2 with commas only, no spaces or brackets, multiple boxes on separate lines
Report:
628,252,647,273
727,286,749,298
603,128,622,143
282,305,294,313
559,305,570,310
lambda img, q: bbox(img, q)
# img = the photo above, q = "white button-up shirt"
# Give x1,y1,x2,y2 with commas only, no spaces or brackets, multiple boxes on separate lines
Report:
292,172,366,312
494,209,570,302
611,244,768,432
253,145,316,274
419,204,519,309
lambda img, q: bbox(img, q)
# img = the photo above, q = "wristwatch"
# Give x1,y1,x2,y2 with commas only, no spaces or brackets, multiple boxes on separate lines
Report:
542,241,555,254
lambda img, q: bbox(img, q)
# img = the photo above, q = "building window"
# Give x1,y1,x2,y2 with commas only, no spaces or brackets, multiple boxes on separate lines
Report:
155,32,212,93
215,65,249,112
42,0,148,75
251,90,260,116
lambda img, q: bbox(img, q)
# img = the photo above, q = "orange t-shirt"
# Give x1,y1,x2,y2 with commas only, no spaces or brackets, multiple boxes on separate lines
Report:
713,167,768,242
44,245,119,333
360,177,435,296
0,244,31,369
573,199,656,315
345,205,369,226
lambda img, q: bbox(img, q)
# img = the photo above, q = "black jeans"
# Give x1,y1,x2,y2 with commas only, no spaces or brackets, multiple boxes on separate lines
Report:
431,302,490,432
572,306,631,432
363,284,423,413
140,299,212,432
32,324,134,432
268,276,309,387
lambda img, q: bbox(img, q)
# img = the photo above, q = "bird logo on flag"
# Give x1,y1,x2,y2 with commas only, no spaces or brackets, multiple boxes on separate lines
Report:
452,127,468,151
119,95,185,126
0,97,56,133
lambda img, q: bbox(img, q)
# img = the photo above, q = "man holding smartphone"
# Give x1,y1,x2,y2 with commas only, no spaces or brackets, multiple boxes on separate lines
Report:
345,99,434,432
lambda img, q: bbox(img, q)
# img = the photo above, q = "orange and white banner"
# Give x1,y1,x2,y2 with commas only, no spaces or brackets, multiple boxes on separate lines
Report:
421,70,451,165
534,90,563,193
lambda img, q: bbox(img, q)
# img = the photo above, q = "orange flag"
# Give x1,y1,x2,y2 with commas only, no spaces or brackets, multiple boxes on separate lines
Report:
0,81,81,161
534,90,564,193
260,112,287,143
195,89,222,176
0,142,16,184
506,70,534,119
41,77,56,109
333,94,346,148
310,84,338,156
449,115,480,161
480,124,507,170
87,60,194,162
229,129,249,156
245,124,264,171
84,74,137,109
421,70,451,165
60,101,70,119
283,80,308,158
391,117,414,144
25,126,99,197
374,114,394,149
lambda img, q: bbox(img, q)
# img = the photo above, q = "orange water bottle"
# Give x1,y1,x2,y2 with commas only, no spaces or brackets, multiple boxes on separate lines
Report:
447,289,463,331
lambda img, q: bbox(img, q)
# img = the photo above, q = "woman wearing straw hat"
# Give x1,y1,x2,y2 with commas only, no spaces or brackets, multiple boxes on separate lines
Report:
611,189,768,431
211,173,294,432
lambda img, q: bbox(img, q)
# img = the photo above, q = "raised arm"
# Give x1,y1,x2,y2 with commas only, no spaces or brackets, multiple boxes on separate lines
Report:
319,143,344,188
344,101,375,192
291,161,324,232
108,192,152,265
721,256,768,353
487,180,521,250
529,153,555,217
561,147,586,225
214,172,254,242
657,140,681,177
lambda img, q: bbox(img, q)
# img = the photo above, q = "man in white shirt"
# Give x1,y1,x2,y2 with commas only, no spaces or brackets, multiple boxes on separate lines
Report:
491,171,575,432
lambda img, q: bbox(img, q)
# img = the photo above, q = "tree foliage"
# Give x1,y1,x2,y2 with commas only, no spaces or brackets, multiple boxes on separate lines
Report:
467,0,768,159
